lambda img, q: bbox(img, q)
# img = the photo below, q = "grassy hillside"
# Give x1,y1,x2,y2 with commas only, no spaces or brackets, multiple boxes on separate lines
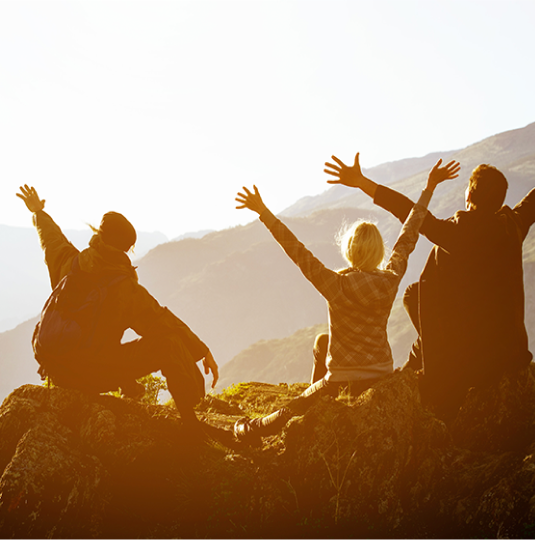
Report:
216,323,328,391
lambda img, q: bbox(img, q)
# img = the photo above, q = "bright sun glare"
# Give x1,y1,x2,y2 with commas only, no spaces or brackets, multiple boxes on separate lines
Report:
1,0,534,239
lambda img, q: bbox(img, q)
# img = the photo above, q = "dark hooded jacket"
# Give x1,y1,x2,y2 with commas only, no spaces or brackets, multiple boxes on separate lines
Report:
32,210,209,367
374,185,535,406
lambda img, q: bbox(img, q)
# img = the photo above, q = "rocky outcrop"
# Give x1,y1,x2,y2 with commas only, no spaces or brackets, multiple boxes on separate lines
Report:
1,367,535,538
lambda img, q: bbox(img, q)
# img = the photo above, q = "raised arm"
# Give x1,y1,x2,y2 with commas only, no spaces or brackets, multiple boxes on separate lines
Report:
236,185,340,300
512,187,535,239
386,159,461,276
345,152,467,253
16,185,79,289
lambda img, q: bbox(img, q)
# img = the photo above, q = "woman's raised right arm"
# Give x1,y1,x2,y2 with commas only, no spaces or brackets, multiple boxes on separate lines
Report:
235,185,340,300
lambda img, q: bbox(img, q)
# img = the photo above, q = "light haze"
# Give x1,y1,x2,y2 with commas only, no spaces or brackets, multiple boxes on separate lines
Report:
1,0,534,239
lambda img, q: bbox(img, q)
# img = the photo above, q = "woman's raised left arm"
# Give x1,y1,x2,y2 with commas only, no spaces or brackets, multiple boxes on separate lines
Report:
386,159,460,277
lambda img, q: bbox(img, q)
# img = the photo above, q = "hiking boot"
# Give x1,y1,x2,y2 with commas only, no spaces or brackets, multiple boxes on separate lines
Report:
233,417,262,447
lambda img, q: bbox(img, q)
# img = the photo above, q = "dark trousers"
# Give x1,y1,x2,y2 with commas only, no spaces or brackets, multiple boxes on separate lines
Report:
403,282,424,371
249,333,379,437
403,282,469,421
44,334,205,421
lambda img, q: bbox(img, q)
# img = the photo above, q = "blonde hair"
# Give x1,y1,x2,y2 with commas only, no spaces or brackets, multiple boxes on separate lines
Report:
337,220,385,272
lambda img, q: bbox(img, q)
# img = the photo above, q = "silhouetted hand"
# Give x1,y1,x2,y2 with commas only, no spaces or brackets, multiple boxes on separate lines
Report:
426,159,461,192
324,152,366,188
202,351,219,389
324,152,378,198
16,185,45,213
235,185,268,215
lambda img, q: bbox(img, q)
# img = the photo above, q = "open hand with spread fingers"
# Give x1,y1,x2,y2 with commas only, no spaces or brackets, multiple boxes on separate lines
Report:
426,159,461,192
16,185,46,213
324,152,367,188
235,185,268,215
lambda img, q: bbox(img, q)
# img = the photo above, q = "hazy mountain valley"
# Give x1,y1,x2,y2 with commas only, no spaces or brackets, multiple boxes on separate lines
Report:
1,121,534,402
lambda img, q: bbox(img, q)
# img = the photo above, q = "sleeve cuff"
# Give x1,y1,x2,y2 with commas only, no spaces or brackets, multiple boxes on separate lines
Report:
416,189,433,209
32,209,46,226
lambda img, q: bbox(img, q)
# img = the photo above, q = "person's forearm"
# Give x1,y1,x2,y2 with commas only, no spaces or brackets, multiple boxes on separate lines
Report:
373,185,414,223
359,176,378,199
384,186,434,277
416,188,433,209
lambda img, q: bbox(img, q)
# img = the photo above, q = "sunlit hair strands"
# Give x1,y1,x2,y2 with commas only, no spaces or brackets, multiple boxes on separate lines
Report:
337,220,385,272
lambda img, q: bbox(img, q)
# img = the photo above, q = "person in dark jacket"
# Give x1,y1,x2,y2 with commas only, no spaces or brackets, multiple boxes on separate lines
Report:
16,185,219,425
324,153,535,419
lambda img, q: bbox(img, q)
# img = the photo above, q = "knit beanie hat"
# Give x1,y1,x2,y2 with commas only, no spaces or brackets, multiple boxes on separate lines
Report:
98,212,137,252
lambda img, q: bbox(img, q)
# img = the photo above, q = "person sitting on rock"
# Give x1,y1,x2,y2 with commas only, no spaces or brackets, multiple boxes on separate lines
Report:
233,159,459,444
324,153,535,420
16,185,219,426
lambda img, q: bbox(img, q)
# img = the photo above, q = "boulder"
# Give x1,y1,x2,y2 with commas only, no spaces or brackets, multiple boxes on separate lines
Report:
1,365,535,538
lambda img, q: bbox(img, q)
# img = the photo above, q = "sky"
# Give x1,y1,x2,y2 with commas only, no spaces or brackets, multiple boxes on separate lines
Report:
1,0,534,239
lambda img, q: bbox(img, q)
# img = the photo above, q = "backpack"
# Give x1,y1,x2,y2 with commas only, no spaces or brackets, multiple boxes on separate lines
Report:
33,256,127,374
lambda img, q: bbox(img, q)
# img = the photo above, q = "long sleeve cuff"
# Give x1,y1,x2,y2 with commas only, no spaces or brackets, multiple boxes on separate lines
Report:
416,189,433,209
31,209,48,227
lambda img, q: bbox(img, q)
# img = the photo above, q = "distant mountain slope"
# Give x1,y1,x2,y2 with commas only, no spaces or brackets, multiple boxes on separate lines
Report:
216,323,328,391
281,149,458,217
1,122,534,403
138,207,387,365
218,260,535,393
172,229,214,241
0,317,40,400
216,297,418,392
282,121,535,220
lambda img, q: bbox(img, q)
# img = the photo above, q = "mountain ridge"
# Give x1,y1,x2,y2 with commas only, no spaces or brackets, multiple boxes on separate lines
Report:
1,121,534,403
281,121,535,220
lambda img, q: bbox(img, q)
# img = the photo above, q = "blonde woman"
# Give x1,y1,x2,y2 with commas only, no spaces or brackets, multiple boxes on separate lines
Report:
233,157,460,444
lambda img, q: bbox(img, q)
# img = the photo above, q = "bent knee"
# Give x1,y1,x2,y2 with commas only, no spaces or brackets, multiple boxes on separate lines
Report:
403,282,419,306
314,333,329,350
313,334,329,360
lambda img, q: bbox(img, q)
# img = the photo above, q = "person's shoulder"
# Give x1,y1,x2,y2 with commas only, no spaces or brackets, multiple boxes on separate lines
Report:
452,209,471,223
494,204,515,218
452,209,496,228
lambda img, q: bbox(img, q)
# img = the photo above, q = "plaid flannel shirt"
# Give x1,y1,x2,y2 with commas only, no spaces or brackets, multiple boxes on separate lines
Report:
260,195,430,382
